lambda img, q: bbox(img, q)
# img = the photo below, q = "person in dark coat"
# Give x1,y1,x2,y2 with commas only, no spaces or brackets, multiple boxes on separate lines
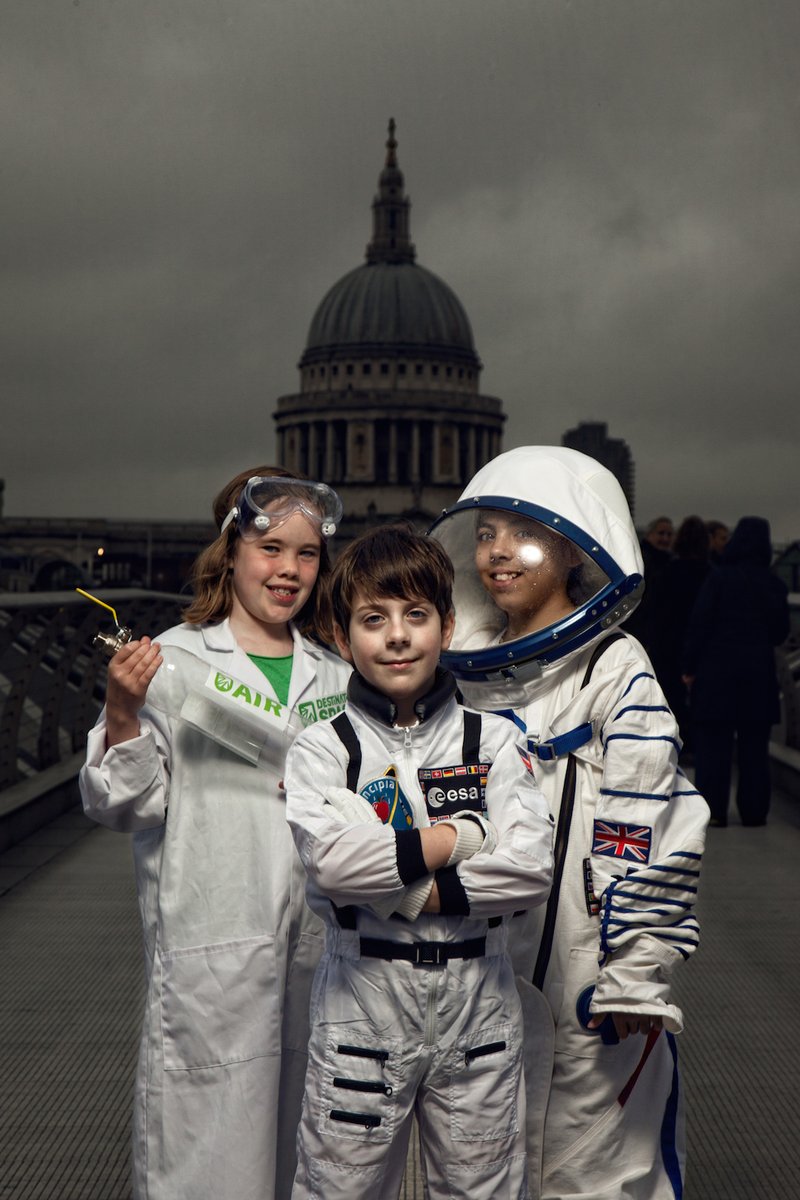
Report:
623,515,673,653
648,516,710,753
682,517,790,826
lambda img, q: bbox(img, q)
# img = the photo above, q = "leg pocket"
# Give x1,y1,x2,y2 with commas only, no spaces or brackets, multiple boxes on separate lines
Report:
317,1035,402,1145
161,933,280,1070
450,1022,520,1142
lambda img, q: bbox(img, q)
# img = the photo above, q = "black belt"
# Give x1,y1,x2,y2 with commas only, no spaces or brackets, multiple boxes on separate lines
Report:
359,936,486,966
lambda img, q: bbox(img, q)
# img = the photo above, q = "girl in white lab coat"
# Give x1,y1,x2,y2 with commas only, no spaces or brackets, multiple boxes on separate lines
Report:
80,467,352,1200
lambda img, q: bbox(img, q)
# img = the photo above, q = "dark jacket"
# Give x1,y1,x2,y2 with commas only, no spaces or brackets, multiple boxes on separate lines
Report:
682,518,790,724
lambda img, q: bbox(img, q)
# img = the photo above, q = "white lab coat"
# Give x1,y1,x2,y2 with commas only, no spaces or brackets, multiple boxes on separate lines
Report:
79,618,351,1200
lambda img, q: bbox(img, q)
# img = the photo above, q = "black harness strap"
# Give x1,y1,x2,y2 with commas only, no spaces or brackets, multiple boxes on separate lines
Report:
531,632,626,990
331,712,362,793
330,713,362,930
461,709,482,765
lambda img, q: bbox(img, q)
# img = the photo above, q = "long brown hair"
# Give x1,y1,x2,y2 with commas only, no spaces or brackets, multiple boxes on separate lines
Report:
183,465,333,639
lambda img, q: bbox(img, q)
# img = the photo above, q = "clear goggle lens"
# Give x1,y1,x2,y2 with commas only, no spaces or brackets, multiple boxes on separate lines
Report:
221,477,343,540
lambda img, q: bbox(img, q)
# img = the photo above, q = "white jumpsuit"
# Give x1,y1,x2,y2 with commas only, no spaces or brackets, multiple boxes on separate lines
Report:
432,445,710,1200
79,618,351,1200
462,634,708,1199
284,673,554,1200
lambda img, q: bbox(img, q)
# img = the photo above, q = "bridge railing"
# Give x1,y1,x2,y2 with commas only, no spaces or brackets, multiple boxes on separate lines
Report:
2,590,798,850
0,590,183,849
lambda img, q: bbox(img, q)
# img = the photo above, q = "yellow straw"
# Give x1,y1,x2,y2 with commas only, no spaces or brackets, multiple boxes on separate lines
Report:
75,587,120,627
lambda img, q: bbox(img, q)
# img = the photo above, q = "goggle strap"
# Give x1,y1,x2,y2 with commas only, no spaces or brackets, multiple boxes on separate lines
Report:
220,506,239,533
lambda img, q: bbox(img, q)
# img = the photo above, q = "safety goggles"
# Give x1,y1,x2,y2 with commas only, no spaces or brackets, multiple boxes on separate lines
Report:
221,477,343,540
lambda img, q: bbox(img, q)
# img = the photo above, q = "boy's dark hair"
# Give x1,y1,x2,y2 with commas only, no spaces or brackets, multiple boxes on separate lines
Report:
328,524,454,633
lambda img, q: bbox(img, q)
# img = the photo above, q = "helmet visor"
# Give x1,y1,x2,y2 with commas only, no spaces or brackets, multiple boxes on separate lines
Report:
431,504,612,656
222,477,343,540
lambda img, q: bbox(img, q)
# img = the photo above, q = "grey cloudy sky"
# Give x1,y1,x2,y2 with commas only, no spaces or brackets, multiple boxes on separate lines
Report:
3,0,799,540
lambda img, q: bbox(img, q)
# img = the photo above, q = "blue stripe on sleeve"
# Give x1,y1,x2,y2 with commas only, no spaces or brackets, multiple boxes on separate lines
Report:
621,671,656,698
600,787,672,802
604,733,681,752
612,704,671,721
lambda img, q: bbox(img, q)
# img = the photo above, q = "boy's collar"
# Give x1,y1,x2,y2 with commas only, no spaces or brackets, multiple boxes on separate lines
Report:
348,668,457,728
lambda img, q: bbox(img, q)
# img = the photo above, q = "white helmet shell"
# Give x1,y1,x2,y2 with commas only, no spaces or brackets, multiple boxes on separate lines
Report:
429,446,643,681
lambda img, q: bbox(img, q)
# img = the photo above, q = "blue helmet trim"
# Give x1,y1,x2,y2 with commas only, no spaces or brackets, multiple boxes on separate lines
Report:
431,495,624,578
430,495,642,682
440,574,642,680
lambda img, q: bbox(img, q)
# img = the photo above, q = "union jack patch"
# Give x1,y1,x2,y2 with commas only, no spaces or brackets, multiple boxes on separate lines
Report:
592,820,652,864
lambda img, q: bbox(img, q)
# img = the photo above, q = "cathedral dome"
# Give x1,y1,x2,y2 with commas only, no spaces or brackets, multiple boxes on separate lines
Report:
300,119,480,371
303,261,478,364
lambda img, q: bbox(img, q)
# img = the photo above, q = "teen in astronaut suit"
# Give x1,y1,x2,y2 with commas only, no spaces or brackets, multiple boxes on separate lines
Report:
429,446,709,1200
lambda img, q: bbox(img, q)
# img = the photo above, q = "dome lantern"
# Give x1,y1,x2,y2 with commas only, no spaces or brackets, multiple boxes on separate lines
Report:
365,118,416,266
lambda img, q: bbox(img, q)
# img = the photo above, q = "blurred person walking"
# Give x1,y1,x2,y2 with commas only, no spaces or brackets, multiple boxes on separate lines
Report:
624,516,673,653
648,516,711,754
682,517,790,826
705,519,730,565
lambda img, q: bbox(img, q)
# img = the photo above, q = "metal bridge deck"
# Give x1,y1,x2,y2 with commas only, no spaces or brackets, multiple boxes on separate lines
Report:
1,789,798,1199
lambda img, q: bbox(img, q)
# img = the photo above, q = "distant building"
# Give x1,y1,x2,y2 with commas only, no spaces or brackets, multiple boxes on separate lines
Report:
0,517,212,594
274,121,505,534
562,421,635,518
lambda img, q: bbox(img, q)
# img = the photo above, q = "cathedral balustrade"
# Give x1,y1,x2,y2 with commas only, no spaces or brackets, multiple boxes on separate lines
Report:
0,590,182,849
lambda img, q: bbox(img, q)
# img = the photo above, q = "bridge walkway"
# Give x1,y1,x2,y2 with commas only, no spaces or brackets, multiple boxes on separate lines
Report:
1,785,798,1199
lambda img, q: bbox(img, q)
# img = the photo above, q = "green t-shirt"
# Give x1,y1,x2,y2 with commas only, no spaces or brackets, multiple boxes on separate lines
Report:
247,653,293,707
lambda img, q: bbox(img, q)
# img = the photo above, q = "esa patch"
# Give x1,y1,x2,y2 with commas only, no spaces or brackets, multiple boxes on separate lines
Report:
359,766,414,830
592,820,652,864
417,763,490,820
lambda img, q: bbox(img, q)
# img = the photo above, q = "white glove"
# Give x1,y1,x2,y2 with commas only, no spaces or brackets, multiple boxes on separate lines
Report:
325,786,381,825
442,811,498,865
324,787,413,919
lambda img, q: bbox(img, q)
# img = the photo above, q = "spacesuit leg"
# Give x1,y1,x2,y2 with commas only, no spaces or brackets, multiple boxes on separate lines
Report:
541,1029,684,1200
291,955,419,1200
414,967,529,1199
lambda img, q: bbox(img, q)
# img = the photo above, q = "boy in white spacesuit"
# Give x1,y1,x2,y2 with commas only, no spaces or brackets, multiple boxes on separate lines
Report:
429,447,709,1200
284,525,554,1200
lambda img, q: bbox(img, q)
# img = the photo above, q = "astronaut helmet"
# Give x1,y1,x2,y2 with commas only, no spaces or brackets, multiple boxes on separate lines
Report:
428,446,644,682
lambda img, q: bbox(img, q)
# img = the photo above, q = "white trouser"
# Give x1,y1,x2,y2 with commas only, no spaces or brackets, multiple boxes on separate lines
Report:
292,942,529,1200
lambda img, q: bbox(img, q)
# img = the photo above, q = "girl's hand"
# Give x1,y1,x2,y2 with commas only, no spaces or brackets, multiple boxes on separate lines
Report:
588,1011,663,1039
105,638,163,748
